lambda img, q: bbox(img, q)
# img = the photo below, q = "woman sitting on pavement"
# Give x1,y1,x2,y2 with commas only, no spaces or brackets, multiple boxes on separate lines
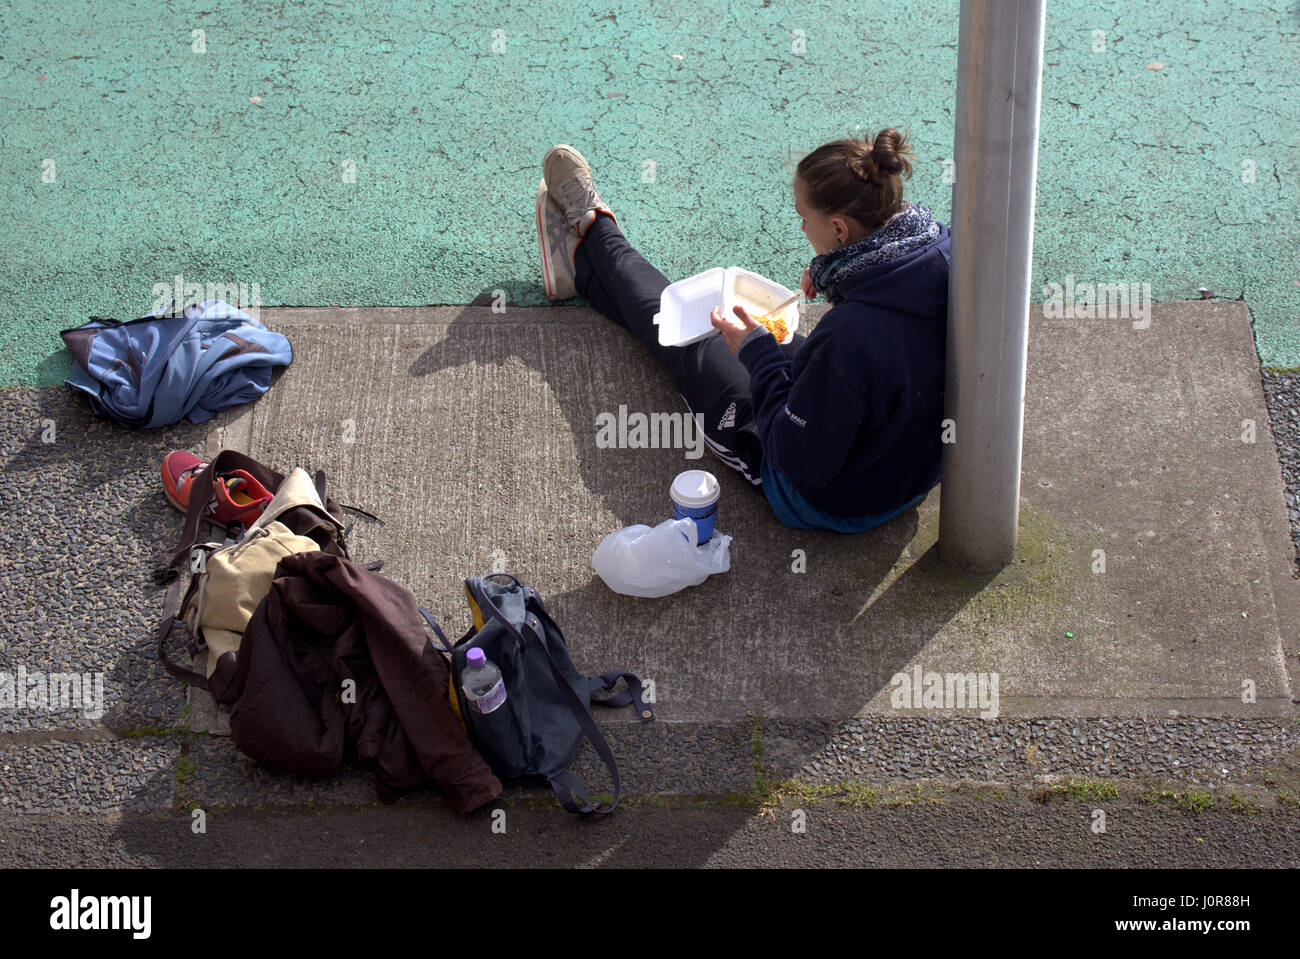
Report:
536,130,951,532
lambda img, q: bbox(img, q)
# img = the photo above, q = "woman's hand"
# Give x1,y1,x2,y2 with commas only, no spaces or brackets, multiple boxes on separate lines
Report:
800,267,817,301
710,305,764,354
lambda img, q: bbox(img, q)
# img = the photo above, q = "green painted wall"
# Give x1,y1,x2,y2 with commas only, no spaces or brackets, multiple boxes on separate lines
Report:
2,0,1296,386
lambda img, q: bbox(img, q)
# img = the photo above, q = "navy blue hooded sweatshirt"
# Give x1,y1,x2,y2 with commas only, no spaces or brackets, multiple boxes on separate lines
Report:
736,223,951,518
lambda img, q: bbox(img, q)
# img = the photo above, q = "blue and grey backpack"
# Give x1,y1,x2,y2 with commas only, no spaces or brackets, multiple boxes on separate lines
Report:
422,573,654,815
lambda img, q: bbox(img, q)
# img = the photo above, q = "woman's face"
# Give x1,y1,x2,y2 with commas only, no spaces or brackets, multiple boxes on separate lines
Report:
794,176,867,255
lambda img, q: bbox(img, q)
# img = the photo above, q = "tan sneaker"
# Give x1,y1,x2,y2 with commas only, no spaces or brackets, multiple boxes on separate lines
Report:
542,144,616,236
536,179,580,300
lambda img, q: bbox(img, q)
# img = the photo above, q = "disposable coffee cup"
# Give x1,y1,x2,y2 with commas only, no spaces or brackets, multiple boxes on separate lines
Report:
670,470,720,545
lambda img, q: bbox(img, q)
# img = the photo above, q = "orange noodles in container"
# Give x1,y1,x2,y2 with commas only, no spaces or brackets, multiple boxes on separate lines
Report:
750,311,790,342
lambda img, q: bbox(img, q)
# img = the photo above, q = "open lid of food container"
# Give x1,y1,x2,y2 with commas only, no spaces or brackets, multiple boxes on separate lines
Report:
652,267,798,347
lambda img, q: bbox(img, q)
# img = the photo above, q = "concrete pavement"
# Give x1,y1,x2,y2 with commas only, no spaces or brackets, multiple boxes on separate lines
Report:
200,299,1299,723
1,297,1297,858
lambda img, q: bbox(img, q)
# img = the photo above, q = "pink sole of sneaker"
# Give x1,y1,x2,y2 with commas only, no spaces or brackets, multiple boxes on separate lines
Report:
536,180,570,300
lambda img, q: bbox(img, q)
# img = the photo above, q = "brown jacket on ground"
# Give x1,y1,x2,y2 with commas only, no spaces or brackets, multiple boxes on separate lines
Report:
229,550,501,815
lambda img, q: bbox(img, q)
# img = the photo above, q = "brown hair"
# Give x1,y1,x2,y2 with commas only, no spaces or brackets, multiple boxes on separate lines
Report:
796,128,914,234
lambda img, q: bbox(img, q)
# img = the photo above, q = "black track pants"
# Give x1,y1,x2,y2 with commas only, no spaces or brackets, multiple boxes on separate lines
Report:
573,212,805,485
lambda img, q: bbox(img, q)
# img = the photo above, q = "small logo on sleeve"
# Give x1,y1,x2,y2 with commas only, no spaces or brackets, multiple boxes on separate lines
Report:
783,406,807,428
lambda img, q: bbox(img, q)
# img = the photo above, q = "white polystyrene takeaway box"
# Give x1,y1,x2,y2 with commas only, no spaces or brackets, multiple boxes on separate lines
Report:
653,267,799,347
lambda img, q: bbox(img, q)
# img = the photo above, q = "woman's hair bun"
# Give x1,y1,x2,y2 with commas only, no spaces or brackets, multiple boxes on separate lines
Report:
869,128,913,179
799,125,914,232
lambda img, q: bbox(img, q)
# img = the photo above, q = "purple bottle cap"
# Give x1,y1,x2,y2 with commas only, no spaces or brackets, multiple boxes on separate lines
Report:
466,648,486,668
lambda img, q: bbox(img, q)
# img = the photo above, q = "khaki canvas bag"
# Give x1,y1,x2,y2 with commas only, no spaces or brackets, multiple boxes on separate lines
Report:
184,520,322,701
156,460,350,703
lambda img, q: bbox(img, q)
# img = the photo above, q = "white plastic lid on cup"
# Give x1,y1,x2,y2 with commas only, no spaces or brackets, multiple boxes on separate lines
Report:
670,470,720,508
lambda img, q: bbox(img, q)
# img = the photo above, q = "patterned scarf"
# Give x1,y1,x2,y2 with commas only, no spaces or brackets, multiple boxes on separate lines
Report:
807,202,942,305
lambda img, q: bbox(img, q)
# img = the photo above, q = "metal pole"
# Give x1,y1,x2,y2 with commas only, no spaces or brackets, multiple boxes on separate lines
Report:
939,0,1047,571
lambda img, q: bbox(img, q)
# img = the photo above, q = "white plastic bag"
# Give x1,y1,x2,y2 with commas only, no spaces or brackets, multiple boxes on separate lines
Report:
591,518,732,598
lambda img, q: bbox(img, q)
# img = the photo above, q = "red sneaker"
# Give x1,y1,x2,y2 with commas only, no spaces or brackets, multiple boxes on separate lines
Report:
212,470,274,528
161,452,274,528
161,451,207,513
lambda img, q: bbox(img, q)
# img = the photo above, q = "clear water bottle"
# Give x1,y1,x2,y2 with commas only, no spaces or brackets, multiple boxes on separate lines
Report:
462,648,507,714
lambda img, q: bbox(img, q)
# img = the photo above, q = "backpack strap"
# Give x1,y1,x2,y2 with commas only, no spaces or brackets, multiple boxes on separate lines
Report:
315,467,383,525
549,769,610,817
154,551,210,689
418,606,456,654
519,586,655,721
515,601,637,815
590,671,655,721
522,614,624,815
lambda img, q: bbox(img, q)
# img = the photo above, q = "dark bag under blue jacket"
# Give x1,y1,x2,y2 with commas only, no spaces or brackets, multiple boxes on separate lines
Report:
422,573,654,815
